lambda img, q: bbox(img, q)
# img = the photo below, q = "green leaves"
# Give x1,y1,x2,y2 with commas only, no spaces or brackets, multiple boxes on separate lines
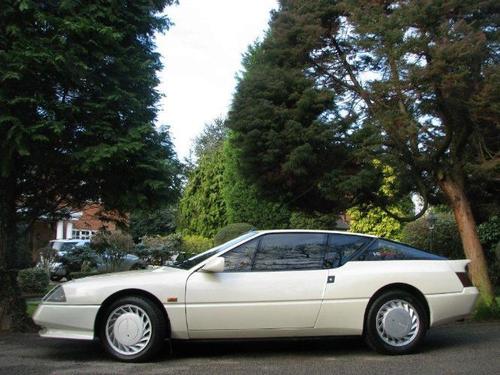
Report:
226,0,499,222
178,147,228,237
226,3,363,213
17,0,31,12
0,0,180,223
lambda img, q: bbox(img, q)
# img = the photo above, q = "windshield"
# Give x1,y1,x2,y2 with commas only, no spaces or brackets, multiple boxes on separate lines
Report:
171,231,257,270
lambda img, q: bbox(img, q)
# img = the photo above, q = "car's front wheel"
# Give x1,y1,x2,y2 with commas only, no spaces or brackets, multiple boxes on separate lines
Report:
100,296,167,362
364,290,428,355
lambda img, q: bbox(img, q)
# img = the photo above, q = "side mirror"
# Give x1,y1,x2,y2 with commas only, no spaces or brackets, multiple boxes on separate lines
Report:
201,257,225,273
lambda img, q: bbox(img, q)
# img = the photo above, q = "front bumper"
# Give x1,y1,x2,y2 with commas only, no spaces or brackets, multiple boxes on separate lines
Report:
427,287,479,327
33,303,100,340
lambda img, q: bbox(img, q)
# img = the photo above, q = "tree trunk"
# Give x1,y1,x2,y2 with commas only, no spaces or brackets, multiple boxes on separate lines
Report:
0,269,34,331
0,181,34,331
439,176,496,305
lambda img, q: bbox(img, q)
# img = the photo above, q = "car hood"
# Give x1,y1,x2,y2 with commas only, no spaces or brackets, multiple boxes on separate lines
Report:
68,266,184,283
61,266,189,304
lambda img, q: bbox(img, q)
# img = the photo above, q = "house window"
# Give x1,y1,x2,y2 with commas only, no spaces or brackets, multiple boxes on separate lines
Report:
72,230,95,240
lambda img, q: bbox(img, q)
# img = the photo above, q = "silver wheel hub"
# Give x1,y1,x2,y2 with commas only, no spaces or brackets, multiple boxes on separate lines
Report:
105,304,152,355
376,299,419,347
114,313,144,346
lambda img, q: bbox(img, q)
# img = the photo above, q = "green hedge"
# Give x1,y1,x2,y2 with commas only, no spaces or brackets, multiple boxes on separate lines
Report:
401,212,463,259
403,213,500,286
214,223,254,246
17,268,49,295
181,235,213,254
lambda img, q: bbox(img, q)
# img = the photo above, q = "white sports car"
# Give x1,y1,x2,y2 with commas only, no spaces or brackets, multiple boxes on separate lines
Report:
34,230,479,362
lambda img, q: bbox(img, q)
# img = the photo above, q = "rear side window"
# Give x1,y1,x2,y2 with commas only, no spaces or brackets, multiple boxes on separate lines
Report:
253,233,326,271
324,234,371,268
356,239,445,261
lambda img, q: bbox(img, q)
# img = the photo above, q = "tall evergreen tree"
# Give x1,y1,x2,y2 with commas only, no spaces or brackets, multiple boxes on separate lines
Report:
192,117,227,161
228,0,499,303
223,139,291,229
227,32,365,214
0,0,179,329
178,146,228,237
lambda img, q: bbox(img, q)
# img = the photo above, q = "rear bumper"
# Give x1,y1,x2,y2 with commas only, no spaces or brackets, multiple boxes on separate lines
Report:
427,287,479,327
33,303,100,340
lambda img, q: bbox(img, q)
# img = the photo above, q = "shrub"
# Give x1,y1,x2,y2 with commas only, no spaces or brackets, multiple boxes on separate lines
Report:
181,235,213,255
347,206,405,240
478,216,500,251
214,223,254,246
17,268,49,295
290,211,344,230
401,212,463,259
91,231,135,271
37,246,58,273
478,216,500,286
135,233,182,266
403,213,500,286
62,245,98,273
474,298,500,321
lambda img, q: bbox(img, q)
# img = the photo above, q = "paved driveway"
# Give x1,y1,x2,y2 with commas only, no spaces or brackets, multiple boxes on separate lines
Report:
0,322,499,374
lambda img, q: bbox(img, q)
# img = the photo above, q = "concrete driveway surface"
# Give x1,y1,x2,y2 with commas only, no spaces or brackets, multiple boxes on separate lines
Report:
0,322,499,374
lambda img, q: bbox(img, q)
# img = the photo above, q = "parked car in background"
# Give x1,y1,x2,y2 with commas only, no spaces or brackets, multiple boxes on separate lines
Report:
34,230,478,362
44,239,144,281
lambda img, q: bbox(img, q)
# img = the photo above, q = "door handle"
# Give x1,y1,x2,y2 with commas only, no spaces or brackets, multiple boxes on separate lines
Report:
327,275,335,284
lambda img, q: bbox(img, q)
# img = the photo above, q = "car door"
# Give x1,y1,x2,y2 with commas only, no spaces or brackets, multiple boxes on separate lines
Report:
314,233,374,333
322,233,374,300
185,232,329,335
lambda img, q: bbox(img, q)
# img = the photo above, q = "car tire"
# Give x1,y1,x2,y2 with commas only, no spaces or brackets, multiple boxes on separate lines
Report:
364,289,428,355
99,296,168,362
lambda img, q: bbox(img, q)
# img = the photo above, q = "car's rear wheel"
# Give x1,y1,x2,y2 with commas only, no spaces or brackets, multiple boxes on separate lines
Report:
364,290,428,355
100,296,167,362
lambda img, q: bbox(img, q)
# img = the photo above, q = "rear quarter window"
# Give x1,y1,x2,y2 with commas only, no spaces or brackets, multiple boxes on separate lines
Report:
356,239,446,261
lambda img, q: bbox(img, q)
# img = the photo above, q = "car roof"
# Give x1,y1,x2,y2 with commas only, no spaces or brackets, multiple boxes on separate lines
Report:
50,239,89,243
254,229,378,238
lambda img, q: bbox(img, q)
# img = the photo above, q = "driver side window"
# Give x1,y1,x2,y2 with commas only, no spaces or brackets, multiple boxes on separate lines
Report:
324,234,371,268
222,238,259,272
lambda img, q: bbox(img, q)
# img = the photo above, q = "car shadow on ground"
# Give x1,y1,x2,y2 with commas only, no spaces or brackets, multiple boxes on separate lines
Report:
28,324,500,362
37,336,367,363
35,324,498,363
36,338,108,362
170,336,367,360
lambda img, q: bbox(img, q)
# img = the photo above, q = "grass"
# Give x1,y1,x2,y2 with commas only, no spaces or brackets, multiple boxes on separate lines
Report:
473,294,500,321
26,300,40,317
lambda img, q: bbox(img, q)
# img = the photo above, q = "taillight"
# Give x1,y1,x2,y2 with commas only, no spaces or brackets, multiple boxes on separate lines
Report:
456,272,473,288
